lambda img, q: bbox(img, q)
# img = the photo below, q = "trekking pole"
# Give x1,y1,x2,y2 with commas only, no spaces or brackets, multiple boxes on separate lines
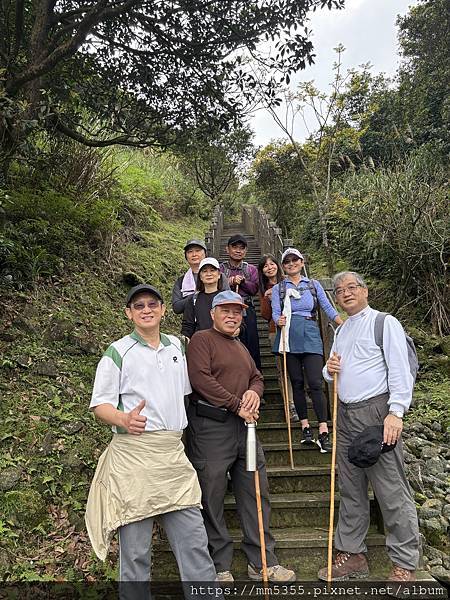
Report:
327,367,338,583
246,421,269,587
281,326,295,469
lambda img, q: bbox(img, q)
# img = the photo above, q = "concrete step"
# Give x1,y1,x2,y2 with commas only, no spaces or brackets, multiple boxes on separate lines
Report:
266,464,332,493
260,404,318,422
223,491,378,530
263,441,331,467
153,527,389,581
258,422,333,444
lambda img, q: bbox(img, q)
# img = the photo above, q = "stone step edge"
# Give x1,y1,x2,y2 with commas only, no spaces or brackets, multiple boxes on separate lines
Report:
266,465,332,476
224,491,375,509
156,528,385,552
257,421,333,430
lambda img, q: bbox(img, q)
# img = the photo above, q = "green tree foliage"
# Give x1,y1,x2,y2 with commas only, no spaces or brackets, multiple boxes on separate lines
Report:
180,126,254,215
251,46,371,274
396,0,450,150
251,141,307,236
356,0,450,164
0,0,344,177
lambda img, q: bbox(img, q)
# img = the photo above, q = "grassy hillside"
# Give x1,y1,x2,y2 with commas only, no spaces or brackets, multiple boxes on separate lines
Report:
0,147,209,581
0,221,207,581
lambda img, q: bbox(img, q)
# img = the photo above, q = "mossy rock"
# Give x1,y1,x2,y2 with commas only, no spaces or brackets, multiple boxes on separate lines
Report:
424,355,450,377
0,466,23,491
45,317,74,342
3,489,47,528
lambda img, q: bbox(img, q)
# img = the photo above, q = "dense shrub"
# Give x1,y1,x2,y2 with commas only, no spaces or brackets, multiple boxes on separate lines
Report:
0,188,123,286
328,146,449,334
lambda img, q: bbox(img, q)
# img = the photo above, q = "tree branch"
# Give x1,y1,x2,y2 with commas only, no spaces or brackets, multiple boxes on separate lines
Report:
7,0,141,95
53,117,164,149
13,0,25,60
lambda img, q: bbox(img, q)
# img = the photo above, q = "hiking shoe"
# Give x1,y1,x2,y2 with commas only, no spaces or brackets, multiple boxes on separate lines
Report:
301,426,314,444
216,570,234,582
317,552,369,581
248,563,296,582
317,432,332,453
388,565,416,582
289,404,299,422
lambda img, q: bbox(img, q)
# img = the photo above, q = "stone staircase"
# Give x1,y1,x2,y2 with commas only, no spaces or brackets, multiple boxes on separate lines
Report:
153,222,420,582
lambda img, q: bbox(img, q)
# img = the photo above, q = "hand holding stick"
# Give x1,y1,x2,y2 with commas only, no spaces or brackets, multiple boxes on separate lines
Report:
327,369,338,583
281,326,294,469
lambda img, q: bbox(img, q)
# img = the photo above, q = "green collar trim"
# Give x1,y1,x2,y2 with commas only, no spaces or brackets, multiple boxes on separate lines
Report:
131,330,172,348
130,330,148,345
160,333,172,347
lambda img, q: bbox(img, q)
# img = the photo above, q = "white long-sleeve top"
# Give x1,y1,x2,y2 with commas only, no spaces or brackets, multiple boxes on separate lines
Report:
323,305,413,415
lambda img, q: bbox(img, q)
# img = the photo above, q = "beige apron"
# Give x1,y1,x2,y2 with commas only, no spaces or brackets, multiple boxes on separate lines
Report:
85,430,201,560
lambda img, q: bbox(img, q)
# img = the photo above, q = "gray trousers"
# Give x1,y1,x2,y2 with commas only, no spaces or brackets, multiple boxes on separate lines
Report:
334,394,420,570
118,507,217,581
186,403,278,572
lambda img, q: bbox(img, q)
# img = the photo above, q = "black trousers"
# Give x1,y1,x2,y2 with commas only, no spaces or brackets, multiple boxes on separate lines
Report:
286,352,328,422
186,403,277,572
239,305,262,371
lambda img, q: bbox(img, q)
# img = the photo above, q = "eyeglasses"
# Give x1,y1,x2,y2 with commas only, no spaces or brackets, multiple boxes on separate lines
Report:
132,301,160,311
334,284,363,297
283,258,301,265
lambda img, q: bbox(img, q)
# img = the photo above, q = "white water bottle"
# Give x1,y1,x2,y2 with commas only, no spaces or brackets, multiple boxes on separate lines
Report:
246,422,257,472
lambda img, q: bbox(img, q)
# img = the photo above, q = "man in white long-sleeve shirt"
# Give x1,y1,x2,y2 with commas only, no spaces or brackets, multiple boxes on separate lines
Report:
317,271,419,583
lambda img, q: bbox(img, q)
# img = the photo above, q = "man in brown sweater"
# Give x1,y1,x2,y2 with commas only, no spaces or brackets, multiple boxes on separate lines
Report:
186,290,296,583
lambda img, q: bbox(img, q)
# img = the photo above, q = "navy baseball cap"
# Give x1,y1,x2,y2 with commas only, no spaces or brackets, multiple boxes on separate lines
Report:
348,425,397,468
126,284,164,306
227,234,247,246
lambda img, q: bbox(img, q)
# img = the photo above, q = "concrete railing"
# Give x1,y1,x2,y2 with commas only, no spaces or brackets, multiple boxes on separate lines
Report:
241,204,292,261
205,205,224,258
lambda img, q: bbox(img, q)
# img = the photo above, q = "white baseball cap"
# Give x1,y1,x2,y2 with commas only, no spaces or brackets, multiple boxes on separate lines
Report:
281,248,304,263
199,257,220,271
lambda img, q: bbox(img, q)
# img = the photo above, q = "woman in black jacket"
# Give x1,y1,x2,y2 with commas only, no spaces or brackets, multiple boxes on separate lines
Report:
181,257,224,339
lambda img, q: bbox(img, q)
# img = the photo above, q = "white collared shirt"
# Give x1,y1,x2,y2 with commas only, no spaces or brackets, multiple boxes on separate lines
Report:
90,331,191,432
323,306,413,414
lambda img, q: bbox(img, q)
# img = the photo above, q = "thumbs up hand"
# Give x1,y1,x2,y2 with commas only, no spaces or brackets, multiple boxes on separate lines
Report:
123,399,147,435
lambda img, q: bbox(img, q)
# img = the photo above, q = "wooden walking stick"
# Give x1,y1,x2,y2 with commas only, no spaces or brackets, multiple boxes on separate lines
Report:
327,367,339,583
281,326,295,469
246,422,269,587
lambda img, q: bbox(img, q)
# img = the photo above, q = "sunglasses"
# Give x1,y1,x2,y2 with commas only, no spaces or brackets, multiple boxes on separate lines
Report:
132,301,161,311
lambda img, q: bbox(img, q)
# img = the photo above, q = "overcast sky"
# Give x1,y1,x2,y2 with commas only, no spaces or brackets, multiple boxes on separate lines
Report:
250,0,419,147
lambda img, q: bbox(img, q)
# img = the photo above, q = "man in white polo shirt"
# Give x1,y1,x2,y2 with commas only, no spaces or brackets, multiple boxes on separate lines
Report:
85,284,217,589
318,271,420,583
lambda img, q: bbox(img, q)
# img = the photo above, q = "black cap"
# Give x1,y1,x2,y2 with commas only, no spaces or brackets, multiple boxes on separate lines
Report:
227,234,247,246
348,425,397,469
184,239,207,253
126,284,164,306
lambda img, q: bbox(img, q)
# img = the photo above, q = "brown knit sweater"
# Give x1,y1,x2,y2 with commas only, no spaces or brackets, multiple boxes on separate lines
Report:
187,328,264,413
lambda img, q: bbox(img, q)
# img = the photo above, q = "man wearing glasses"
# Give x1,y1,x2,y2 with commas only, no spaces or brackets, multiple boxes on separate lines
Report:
85,284,218,590
318,272,419,583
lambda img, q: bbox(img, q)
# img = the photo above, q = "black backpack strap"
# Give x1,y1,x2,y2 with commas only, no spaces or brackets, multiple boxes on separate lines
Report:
279,279,287,312
308,280,318,318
